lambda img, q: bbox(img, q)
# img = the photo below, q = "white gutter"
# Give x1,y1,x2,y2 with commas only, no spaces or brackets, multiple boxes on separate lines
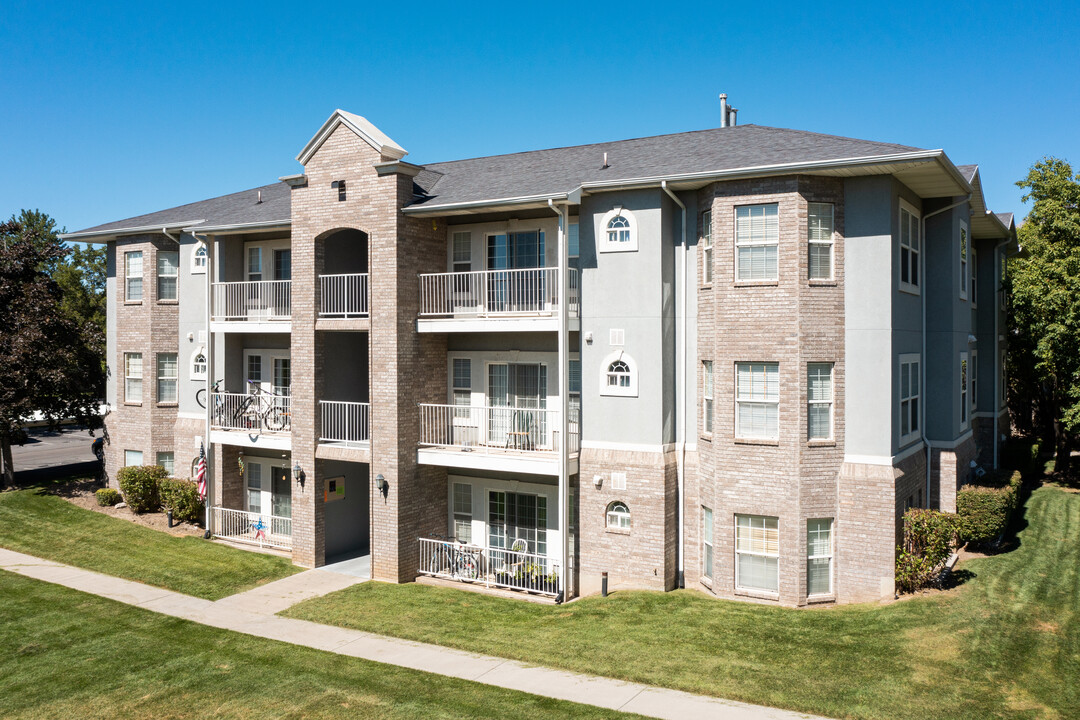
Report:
920,194,972,507
196,231,214,538
59,220,206,242
661,180,687,588
180,219,290,235
161,228,178,242
548,198,571,601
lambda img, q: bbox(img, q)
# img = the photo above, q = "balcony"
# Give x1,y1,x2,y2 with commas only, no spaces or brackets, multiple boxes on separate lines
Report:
417,268,579,333
211,280,291,332
418,537,562,598
417,404,578,475
316,400,372,462
208,391,291,451
211,506,291,551
318,273,369,331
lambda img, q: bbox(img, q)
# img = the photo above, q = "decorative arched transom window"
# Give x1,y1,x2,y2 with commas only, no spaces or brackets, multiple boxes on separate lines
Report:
606,501,631,530
192,244,208,273
600,350,638,397
599,208,638,253
191,349,207,381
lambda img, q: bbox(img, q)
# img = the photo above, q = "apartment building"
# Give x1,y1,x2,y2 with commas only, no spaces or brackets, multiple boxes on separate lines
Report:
63,106,1016,605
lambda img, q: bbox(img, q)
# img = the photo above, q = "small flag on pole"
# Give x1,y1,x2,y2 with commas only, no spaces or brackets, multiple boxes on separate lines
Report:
195,443,208,501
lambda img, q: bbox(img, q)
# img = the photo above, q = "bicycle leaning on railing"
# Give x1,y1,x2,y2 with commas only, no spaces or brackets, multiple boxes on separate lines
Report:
196,379,290,432
426,534,482,580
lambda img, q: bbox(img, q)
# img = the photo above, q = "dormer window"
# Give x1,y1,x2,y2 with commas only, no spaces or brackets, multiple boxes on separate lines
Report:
331,180,346,201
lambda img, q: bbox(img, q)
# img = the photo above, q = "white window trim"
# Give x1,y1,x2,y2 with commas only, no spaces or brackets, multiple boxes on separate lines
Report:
701,209,713,285
451,230,472,273
735,362,780,441
157,249,179,301
156,451,175,477
971,245,978,307
157,352,178,405
1001,349,1007,409
605,501,631,530
960,352,970,430
702,360,714,435
125,250,143,302
598,207,638,253
899,353,921,446
702,506,713,581
806,518,834,597
899,199,921,296
600,350,638,397
807,202,835,281
191,347,208,382
734,203,780,282
970,350,978,414
245,238,291,282
191,242,208,274
807,362,834,441
124,352,143,404
452,482,473,543
124,449,143,467
243,348,291,395
959,220,969,301
735,514,780,595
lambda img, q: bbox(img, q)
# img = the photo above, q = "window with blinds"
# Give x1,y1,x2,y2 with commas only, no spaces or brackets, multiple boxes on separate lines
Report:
807,519,833,596
807,363,833,440
736,514,779,592
736,362,779,439
735,204,779,281
808,203,834,280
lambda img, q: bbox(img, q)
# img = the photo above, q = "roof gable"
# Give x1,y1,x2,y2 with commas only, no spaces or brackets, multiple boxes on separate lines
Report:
296,109,407,165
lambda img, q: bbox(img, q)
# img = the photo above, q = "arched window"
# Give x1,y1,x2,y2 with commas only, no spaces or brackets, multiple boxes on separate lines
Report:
191,349,207,381
192,244,208,273
600,350,637,397
606,501,631,530
599,208,638,253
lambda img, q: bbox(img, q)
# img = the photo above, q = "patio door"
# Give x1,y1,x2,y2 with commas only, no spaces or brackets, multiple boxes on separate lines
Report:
487,363,546,448
245,461,292,519
487,231,545,312
488,491,547,557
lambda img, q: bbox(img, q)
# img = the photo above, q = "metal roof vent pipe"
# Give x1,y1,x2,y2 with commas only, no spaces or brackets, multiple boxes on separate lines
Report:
256,190,263,204
730,108,738,126
719,93,729,127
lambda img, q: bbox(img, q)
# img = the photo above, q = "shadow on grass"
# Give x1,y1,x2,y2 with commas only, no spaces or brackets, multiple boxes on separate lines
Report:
942,568,977,589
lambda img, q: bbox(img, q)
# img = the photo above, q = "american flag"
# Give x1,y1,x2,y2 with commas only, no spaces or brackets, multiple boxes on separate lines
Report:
195,443,207,501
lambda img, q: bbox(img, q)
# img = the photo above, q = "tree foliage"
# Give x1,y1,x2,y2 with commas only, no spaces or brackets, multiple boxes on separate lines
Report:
1010,157,1080,469
0,213,104,487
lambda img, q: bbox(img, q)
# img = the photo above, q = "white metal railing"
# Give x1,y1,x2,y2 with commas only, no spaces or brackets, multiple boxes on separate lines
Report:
212,506,292,550
320,273,369,318
418,268,579,319
319,400,371,446
209,392,291,433
212,280,291,322
418,537,561,596
418,404,579,455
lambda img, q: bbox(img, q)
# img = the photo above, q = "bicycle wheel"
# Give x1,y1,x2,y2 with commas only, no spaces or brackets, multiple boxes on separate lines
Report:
455,552,480,580
195,387,207,409
264,406,288,431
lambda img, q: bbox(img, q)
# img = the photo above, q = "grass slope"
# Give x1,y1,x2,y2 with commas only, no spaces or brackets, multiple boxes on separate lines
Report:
0,483,297,600
0,571,639,720
286,487,1080,720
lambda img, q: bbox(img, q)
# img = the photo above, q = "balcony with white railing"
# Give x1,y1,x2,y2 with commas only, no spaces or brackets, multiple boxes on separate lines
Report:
319,400,371,448
417,268,579,333
417,404,579,475
208,391,291,450
211,280,291,330
418,537,561,597
211,506,291,551
319,273,369,319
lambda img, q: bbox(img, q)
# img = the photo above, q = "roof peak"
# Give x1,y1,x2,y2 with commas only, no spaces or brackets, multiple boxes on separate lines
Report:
296,109,407,165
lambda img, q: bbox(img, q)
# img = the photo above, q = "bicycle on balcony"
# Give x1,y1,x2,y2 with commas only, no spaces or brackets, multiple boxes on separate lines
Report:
425,534,481,580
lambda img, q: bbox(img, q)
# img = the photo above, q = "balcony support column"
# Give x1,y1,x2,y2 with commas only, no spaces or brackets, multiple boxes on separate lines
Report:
551,199,571,600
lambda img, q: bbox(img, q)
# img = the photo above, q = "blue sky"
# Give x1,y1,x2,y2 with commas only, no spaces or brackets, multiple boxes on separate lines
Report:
2,0,1077,232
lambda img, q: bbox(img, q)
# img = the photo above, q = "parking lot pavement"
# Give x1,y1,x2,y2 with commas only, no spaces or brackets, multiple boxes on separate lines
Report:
11,426,101,479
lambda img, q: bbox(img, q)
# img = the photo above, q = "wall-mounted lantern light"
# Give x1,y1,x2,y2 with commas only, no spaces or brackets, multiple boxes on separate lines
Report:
374,473,388,497
293,461,304,489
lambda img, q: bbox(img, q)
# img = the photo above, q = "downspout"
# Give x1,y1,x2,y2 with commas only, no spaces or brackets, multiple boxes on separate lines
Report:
919,195,971,507
197,232,213,537
992,235,1011,469
162,228,178,242
548,199,570,601
662,181,687,588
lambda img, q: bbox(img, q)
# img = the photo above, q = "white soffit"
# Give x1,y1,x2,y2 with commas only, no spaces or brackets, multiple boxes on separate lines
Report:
297,109,408,165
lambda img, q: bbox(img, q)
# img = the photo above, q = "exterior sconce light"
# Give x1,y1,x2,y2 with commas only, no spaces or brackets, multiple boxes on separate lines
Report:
375,473,388,496
293,461,304,488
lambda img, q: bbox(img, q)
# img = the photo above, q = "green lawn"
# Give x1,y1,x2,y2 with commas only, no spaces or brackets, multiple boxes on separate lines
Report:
0,571,638,720
286,487,1080,720
0,481,298,600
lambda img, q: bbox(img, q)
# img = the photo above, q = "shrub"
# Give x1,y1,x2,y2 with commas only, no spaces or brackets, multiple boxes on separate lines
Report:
957,471,1022,545
895,508,957,593
117,465,167,513
95,488,122,506
159,478,204,523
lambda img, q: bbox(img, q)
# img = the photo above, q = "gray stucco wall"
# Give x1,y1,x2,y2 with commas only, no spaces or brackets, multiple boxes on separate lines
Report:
323,459,370,558
323,333,369,403
178,234,208,415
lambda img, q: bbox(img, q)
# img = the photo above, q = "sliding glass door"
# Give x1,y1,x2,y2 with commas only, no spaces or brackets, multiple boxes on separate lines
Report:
488,363,547,448
487,231,545,312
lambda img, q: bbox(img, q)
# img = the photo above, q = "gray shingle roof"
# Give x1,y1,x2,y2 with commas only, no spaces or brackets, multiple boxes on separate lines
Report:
72,181,290,235
410,124,924,208
995,212,1015,228
956,164,979,183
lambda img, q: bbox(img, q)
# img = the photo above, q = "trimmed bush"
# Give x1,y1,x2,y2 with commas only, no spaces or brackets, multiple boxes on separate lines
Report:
95,488,122,507
117,465,167,514
160,478,204,523
896,508,957,593
957,471,1022,545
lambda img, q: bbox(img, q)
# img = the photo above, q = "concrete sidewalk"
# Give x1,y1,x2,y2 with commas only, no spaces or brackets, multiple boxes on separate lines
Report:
0,548,826,720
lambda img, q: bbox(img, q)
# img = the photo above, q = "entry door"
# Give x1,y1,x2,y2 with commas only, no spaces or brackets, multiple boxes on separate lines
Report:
273,249,291,281
271,467,291,521
487,231,545,311
488,491,548,556
487,364,546,447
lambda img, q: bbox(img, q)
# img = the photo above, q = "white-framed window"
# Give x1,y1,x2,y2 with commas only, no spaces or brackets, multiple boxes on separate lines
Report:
807,363,834,440
157,353,178,404
702,506,713,580
125,250,143,301
158,250,178,301
959,221,969,301
192,243,207,273
970,350,978,414
735,203,779,281
807,518,833,596
735,362,779,440
569,358,581,418
736,514,779,593
808,202,834,280
606,501,631,530
191,349,207,381
970,246,978,306
702,360,714,434
452,358,471,417
453,482,472,543
1001,349,1007,408
599,207,638,253
899,354,920,444
610,471,627,490
960,352,969,428
899,200,920,294
452,231,471,273
246,462,263,513
247,246,262,281
701,209,713,284
124,449,143,467
124,352,143,403
568,222,580,272
999,255,1007,311
600,351,637,397
156,452,174,477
